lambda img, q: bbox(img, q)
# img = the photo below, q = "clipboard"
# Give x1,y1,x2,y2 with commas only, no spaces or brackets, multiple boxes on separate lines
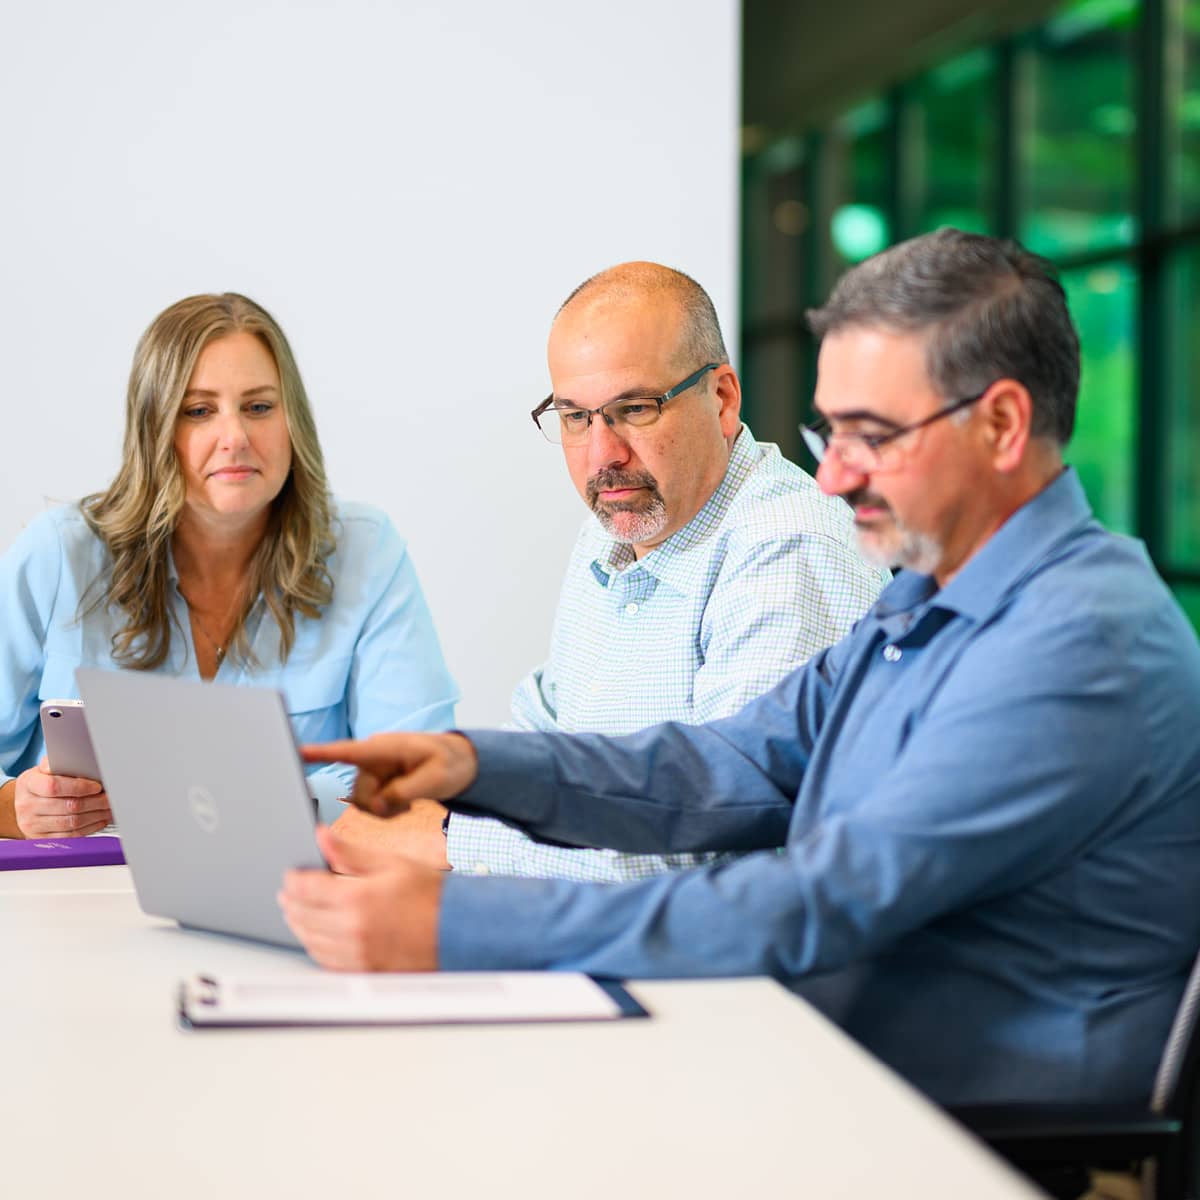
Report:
177,971,649,1030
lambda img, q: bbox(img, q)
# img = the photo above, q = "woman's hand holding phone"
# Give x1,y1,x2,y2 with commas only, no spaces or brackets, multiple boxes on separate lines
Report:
13,760,111,838
13,698,112,837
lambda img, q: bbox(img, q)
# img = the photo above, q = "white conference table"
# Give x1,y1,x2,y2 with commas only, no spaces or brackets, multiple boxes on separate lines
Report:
0,865,1043,1200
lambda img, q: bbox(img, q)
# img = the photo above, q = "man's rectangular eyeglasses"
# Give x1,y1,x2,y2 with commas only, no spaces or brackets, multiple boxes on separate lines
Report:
800,389,987,472
531,363,719,445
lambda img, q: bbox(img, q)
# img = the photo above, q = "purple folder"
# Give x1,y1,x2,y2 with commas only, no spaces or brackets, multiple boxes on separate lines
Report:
0,835,125,871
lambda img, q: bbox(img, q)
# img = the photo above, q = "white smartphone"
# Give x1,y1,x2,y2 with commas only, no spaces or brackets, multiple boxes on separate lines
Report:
39,699,103,782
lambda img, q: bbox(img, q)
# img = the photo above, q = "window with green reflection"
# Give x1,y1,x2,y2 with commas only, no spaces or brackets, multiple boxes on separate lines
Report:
1060,263,1136,533
1173,585,1200,635
743,138,809,328
740,136,812,459
901,50,996,236
822,99,892,286
740,0,1200,616
741,339,808,466
1164,243,1200,567
1166,0,1200,223
1173,585,1200,633
1016,0,1138,258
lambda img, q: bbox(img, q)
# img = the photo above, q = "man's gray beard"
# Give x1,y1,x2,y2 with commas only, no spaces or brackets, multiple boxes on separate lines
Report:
594,496,670,545
856,524,944,576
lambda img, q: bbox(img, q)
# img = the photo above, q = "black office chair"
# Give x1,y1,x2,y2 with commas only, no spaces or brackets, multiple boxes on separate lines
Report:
950,951,1200,1200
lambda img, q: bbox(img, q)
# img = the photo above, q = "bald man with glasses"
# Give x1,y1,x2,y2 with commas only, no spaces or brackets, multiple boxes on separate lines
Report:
336,262,885,880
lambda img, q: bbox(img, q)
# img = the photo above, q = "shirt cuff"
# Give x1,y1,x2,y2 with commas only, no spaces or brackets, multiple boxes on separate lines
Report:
456,727,560,826
439,872,562,969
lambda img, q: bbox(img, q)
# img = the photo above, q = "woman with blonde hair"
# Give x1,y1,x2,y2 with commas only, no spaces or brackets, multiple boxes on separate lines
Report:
0,293,458,837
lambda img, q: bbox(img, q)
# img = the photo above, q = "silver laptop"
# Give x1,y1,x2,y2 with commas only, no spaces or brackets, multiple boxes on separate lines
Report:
76,668,326,950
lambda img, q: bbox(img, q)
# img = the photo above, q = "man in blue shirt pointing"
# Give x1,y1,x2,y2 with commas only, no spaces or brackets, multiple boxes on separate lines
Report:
282,229,1200,1109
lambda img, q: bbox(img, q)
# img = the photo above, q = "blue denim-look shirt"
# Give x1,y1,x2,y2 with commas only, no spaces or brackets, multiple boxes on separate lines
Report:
0,500,459,819
440,470,1200,1106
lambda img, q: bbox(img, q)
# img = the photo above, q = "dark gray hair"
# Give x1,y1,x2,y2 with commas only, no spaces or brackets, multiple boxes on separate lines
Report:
558,261,729,370
807,229,1080,445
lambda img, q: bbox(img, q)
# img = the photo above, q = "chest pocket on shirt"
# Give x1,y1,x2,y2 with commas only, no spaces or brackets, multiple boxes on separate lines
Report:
274,655,352,743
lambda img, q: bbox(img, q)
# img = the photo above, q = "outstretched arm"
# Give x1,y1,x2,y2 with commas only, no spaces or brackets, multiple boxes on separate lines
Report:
305,649,834,856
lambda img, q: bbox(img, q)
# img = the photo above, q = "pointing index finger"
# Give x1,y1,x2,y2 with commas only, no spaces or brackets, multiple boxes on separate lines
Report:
300,740,363,765
301,735,428,783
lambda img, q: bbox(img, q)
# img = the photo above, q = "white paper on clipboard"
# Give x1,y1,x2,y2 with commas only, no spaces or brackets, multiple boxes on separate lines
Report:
178,970,648,1028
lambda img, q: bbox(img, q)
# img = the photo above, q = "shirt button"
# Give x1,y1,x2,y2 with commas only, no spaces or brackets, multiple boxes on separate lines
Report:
624,602,639,615
472,863,490,876
883,644,902,662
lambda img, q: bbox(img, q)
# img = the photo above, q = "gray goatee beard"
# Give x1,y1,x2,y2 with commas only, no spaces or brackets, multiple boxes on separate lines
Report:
847,488,943,575
587,469,669,545
856,526,944,575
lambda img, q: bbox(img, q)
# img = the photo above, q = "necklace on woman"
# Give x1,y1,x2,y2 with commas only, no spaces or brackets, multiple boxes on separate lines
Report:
179,587,245,667
190,611,228,664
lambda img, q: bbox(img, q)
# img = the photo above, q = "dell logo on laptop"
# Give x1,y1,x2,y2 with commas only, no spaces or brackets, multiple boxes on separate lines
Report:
187,785,220,834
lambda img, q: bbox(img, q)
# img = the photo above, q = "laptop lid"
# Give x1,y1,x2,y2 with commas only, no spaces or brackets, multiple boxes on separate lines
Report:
76,668,325,950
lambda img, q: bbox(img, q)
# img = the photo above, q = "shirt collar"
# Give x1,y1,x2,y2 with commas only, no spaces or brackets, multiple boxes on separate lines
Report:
872,467,1095,625
588,425,760,594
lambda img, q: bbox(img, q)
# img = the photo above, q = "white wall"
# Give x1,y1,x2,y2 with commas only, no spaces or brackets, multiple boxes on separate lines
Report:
0,0,740,724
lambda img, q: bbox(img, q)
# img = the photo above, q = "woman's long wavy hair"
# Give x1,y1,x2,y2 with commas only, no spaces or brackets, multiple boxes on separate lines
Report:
82,293,335,669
